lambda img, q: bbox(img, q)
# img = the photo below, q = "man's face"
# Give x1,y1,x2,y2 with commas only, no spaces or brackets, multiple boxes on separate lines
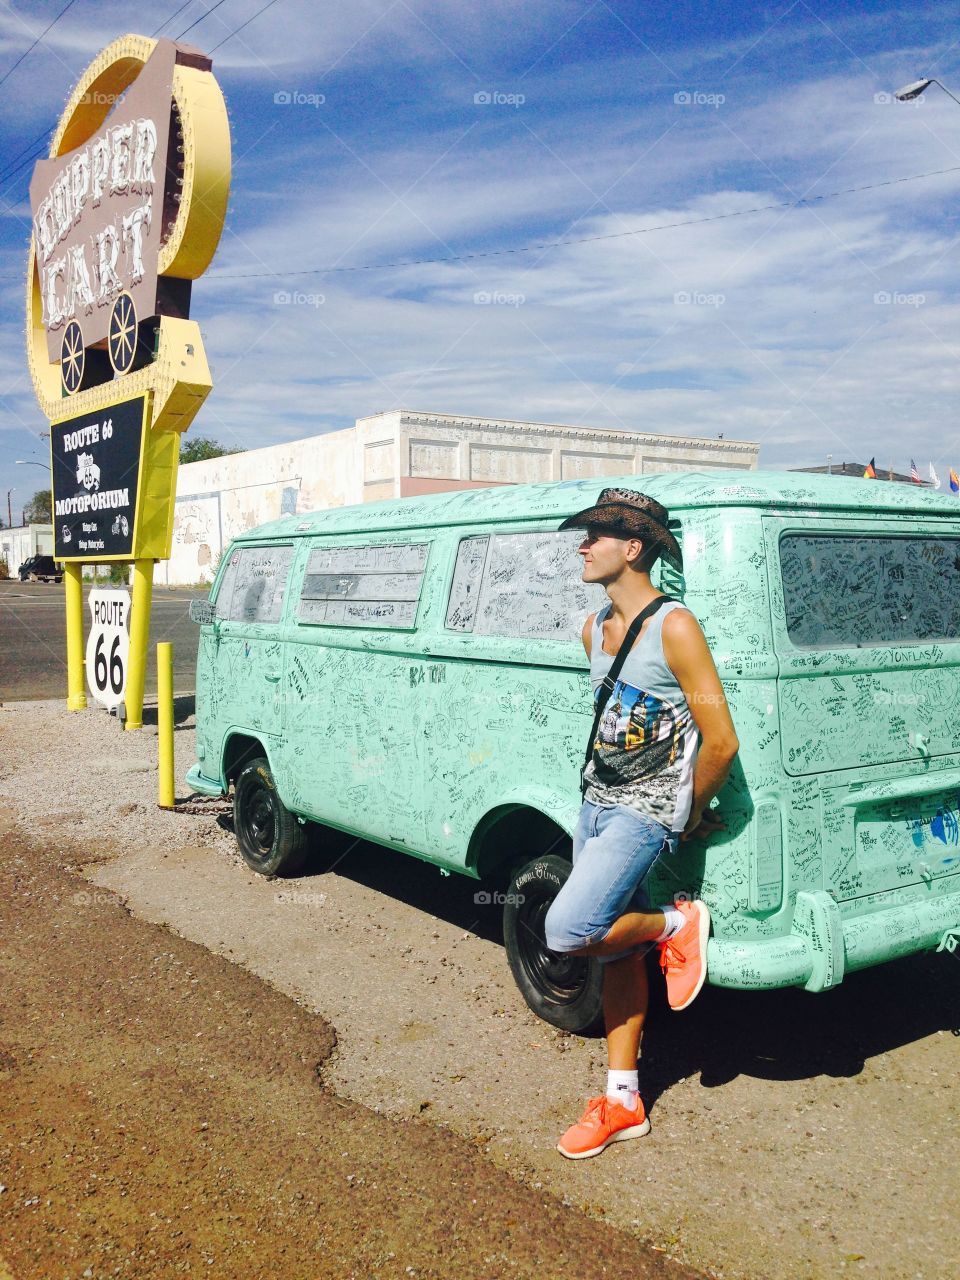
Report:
577,526,643,584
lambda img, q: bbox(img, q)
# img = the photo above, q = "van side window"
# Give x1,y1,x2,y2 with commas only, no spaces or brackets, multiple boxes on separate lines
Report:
446,530,605,640
214,545,294,623
298,542,429,628
780,533,960,646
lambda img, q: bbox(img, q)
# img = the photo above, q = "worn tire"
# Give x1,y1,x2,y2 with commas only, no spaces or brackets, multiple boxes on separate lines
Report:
502,854,604,1035
233,757,308,877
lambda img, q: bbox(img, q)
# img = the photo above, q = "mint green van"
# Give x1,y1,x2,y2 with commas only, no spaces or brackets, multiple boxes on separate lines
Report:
187,472,960,1032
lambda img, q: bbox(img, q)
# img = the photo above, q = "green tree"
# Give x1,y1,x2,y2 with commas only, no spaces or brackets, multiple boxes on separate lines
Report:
23,488,52,523
179,436,240,464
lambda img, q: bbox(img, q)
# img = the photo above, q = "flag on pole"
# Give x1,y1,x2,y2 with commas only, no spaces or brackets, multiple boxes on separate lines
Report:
910,459,921,484
929,463,941,489
951,468,960,494
863,457,877,479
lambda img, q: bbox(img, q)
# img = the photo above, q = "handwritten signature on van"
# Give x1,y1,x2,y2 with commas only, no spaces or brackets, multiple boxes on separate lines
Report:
908,802,960,849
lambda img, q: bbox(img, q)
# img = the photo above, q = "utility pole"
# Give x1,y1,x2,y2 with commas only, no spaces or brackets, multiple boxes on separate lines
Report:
6,488,14,529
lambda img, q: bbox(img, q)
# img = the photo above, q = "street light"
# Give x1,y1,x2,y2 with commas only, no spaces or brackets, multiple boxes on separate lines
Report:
895,77,960,106
15,458,51,471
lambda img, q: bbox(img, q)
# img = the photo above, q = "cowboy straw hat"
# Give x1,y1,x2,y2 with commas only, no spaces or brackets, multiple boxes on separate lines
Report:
559,486,683,571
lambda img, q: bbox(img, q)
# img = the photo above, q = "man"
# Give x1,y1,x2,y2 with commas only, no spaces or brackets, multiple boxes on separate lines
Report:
545,487,739,1160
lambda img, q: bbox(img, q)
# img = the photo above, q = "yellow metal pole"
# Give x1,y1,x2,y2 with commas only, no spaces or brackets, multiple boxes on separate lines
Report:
157,641,175,809
64,562,87,710
125,559,152,731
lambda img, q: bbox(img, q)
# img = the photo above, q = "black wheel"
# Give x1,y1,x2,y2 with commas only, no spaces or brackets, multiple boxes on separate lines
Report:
502,854,604,1035
233,756,308,877
61,321,85,394
108,291,137,374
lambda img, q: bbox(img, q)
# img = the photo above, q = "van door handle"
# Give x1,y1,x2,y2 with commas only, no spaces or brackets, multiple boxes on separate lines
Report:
264,667,281,684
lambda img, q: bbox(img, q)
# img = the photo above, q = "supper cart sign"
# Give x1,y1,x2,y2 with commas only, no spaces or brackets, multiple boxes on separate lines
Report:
25,32,230,561
29,40,177,365
85,588,131,710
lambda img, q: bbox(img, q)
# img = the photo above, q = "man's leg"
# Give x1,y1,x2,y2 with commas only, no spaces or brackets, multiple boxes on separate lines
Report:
604,946,649,1070
549,807,666,1159
549,808,711,1157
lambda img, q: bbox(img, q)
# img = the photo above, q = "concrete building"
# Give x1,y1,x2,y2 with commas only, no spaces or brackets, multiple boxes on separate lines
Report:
1,522,53,574
158,409,759,585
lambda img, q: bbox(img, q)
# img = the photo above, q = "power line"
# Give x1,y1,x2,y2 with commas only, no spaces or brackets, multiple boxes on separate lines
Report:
6,161,960,284
209,0,283,52
207,162,960,280
0,0,277,201
0,0,79,92
0,147,46,199
176,0,233,41
152,0,199,38
0,132,51,188
0,0,238,195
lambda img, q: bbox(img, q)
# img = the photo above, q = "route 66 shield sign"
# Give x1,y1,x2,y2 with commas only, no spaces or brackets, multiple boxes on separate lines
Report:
85,588,130,710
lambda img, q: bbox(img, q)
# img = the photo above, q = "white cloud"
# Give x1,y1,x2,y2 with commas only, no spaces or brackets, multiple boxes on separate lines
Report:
5,0,960,510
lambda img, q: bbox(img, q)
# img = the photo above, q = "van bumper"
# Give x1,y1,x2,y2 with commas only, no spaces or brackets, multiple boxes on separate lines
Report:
185,762,225,797
707,889,960,993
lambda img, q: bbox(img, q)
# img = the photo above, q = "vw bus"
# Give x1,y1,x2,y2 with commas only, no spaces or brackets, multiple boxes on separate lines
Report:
187,471,960,1032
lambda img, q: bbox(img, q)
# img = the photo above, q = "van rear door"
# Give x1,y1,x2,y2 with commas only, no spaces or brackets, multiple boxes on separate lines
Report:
765,515,960,908
199,542,295,757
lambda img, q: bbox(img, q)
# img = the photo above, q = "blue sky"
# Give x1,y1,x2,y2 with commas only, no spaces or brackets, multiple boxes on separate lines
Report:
3,0,960,520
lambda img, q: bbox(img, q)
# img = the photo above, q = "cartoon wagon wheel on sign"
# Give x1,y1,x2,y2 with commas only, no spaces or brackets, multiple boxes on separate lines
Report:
108,291,138,375
60,320,84,394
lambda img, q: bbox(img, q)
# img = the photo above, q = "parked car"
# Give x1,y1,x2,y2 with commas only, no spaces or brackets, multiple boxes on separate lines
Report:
187,471,960,1032
18,554,62,583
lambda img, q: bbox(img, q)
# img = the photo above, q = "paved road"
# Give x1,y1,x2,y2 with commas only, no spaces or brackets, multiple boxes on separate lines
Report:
0,580,207,702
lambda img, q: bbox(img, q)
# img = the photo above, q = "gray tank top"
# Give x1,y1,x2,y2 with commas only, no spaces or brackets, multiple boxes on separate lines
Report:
583,601,699,832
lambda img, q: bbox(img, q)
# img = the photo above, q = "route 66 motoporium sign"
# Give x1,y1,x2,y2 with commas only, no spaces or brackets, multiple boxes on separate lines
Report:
52,395,145,559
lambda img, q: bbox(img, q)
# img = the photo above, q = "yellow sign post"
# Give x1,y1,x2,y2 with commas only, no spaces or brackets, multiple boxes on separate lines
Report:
25,34,230,727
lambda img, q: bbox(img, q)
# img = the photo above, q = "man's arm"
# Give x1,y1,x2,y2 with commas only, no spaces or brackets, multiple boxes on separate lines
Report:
581,612,595,659
661,609,739,840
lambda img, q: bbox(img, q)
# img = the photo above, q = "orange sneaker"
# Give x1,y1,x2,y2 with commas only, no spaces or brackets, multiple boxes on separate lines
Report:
557,1094,650,1159
659,900,710,1011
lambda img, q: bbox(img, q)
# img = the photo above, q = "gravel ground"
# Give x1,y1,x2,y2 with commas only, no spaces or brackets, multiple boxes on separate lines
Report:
0,825,695,1280
1,698,958,1279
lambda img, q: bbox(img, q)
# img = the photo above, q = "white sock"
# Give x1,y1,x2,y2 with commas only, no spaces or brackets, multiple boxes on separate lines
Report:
606,1069,639,1109
655,905,685,943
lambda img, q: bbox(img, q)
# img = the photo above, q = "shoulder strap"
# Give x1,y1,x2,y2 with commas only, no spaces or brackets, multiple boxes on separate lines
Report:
581,596,675,788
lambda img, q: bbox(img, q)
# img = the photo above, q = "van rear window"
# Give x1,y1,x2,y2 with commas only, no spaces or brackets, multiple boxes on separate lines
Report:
780,533,960,647
298,542,429,628
446,531,604,640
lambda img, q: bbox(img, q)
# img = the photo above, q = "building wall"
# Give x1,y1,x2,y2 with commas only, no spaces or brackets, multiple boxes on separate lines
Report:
158,410,758,585
158,427,359,586
0,523,53,571
384,411,755,492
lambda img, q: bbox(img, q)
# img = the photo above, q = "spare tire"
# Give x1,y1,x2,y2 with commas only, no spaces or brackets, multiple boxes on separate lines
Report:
502,854,603,1035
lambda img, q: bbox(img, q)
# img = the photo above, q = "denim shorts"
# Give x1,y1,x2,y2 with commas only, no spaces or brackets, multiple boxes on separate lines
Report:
544,801,678,964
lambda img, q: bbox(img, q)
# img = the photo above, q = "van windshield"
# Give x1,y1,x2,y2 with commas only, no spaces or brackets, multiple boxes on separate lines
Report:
780,533,960,647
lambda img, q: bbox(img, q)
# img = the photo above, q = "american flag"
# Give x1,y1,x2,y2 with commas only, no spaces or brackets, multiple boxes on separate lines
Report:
910,459,921,484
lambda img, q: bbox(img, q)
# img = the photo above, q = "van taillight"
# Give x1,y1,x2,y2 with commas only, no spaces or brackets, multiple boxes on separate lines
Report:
750,801,783,912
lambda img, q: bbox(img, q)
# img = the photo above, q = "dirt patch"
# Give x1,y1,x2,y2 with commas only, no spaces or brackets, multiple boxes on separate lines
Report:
0,828,697,1280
